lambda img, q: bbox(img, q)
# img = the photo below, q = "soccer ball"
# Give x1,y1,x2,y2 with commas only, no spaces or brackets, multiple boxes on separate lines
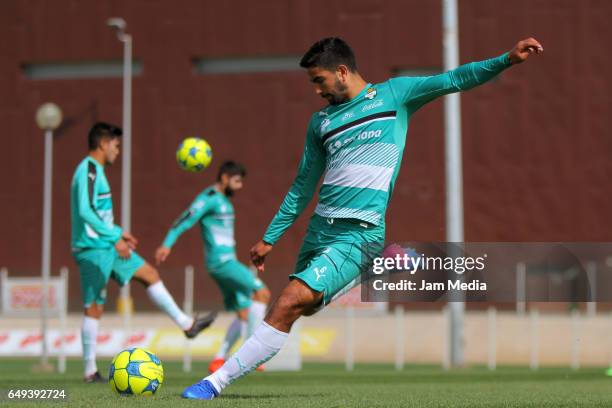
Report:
109,347,164,396
176,137,213,172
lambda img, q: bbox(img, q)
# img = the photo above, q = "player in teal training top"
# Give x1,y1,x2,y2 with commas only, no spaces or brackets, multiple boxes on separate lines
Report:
71,122,216,383
155,161,270,374
182,37,543,399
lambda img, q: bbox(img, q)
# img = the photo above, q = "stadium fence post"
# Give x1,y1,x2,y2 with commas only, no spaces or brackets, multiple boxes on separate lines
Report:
183,265,194,372
516,263,526,315
487,306,497,370
571,309,580,370
395,305,405,371
345,306,354,371
58,266,68,374
586,262,597,316
529,308,539,370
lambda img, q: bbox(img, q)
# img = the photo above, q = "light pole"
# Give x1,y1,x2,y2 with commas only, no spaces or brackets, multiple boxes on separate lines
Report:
107,18,133,327
35,102,62,372
442,0,465,368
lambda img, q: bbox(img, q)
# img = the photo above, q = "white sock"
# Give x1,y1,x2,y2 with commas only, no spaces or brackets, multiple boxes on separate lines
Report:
206,321,288,393
214,318,244,359
82,316,99,376
247,301,267,337
146,281,193,330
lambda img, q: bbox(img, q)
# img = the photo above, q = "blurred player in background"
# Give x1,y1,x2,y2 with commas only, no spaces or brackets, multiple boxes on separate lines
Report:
182,37,543,399
71,122,216,383
155,160,271,373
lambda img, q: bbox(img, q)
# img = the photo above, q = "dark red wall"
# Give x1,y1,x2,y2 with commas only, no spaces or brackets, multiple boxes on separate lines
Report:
1,0,610,310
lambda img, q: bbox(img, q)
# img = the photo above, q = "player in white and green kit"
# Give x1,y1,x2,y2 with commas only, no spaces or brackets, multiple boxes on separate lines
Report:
183,37,543,399
71,122,216,383
156,161,270,373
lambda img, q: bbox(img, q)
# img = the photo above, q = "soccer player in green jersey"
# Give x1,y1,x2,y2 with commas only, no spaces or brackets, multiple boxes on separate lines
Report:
182,37,543,399
155,161,270,374
71,122,216,383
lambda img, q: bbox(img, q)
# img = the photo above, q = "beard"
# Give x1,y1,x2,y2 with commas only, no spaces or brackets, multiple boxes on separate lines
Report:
325,78,349,105
224,186,234,197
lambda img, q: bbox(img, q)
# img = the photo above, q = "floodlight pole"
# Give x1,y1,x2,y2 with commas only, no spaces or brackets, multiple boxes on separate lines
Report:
120,30,132,239
442,0,465,368
120,29,133,329
35,102,62,372
108,18,133,329
40,128,53,368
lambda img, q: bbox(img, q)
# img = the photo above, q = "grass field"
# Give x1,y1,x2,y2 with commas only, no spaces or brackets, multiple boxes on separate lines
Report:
1,359,611,407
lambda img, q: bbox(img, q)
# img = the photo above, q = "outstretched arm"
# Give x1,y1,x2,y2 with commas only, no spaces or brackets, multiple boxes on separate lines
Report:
156,195,210,264
390,38,543,112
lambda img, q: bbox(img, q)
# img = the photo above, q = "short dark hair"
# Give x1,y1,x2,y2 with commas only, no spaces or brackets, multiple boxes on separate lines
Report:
217,161,246,181
88,122,122,151
299,37,357,72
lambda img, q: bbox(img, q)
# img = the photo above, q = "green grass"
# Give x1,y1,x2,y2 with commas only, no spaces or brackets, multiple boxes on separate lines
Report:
1,359,611,407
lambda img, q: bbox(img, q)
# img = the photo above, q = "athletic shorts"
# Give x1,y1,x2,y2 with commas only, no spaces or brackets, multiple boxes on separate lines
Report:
291,214,385,307
209,260,265,312
73,247,145,307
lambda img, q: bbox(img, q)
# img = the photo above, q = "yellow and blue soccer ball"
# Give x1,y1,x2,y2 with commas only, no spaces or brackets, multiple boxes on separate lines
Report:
109,347,164,396
176,137,213,172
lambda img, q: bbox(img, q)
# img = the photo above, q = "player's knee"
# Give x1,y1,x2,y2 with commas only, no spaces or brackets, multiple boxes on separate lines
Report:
237,308,249,321
84,304,103,318
274,289,311,318
135,263,161,287
147,267,161,284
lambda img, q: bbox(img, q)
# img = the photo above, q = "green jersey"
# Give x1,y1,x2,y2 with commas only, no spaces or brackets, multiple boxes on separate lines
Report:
162,186,236,268
70,156,123,250
263,53,512,245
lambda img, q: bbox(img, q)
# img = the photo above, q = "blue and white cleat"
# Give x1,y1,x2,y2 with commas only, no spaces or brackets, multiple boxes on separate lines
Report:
181,379,219,400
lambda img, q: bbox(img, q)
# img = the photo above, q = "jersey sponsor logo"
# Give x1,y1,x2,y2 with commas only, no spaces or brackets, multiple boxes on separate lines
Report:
365,87,377,100
341,112,354,121
327,128,382,154
357,129,382,140
362,99,384,112
329,140,343,154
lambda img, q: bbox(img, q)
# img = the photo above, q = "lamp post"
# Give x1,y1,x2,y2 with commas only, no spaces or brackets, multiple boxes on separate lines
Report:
35,102,62,371
442,0,465,368
107,18,133,327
